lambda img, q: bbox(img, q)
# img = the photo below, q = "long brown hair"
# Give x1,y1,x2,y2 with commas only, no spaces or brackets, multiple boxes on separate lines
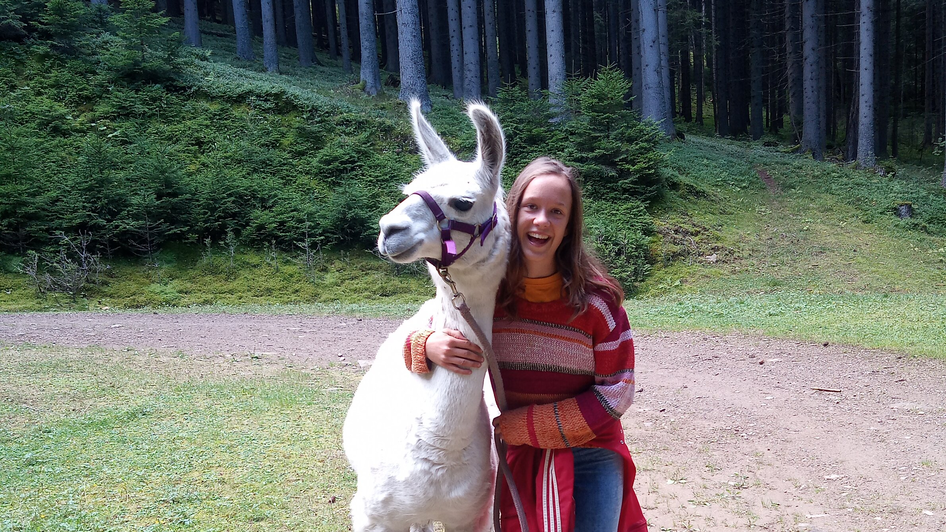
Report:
498,157,624,317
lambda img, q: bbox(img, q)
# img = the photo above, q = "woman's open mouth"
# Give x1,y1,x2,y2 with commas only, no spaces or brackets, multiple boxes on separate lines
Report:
527,232,550,246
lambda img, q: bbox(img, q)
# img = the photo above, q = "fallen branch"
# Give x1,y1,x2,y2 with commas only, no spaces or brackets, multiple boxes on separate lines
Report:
811,387,842,393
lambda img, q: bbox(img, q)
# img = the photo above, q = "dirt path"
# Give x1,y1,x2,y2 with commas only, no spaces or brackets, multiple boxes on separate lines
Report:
1,312,944,531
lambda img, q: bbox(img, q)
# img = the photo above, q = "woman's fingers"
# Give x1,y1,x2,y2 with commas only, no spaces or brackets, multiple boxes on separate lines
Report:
442,329,484,355
427,329,484,375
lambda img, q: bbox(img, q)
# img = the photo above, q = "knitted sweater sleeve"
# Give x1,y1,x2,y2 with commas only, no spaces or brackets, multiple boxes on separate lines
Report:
497,297,636,449
403,329,435,374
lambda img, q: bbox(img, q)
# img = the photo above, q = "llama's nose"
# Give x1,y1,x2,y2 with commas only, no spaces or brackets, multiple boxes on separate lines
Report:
379,216,410,240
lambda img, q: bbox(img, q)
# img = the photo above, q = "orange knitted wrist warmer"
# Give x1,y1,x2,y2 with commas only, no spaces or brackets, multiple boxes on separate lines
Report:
403,329,435,374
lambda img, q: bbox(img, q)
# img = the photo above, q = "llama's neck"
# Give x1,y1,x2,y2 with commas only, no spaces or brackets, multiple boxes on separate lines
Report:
417,268,502,450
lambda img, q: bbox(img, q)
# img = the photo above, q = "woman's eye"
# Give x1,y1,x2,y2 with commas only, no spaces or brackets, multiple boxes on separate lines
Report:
451,199,474,212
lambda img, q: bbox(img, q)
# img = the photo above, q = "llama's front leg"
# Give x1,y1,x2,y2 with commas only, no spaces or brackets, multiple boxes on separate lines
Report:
350,492,410,532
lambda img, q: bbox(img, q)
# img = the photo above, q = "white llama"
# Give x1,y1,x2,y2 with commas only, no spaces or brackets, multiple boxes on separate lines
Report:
343,100,509,532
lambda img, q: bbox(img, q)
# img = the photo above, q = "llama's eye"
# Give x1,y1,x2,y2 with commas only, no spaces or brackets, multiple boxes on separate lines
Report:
451,199,474,212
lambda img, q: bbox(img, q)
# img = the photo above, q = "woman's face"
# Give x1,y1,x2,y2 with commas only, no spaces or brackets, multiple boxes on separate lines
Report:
516,173,572,278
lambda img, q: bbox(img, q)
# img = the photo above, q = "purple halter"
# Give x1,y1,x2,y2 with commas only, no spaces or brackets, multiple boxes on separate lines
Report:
412,190,499,268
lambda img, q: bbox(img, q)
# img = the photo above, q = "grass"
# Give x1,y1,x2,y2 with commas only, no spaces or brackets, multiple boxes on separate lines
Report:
0,343,359,531
0,246,432,314
627,136,946,358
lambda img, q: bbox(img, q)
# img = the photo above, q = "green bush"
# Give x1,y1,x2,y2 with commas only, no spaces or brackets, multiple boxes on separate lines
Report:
585,200,654,291
495,66,665,203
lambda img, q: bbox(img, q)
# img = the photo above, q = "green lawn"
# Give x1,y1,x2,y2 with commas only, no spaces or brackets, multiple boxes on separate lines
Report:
0,344,359,531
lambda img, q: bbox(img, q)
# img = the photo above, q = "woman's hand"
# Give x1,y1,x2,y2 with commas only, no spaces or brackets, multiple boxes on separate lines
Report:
425,329,484,375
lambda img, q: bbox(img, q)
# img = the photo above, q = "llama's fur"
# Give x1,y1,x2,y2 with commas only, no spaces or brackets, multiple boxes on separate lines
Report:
343,101,509,532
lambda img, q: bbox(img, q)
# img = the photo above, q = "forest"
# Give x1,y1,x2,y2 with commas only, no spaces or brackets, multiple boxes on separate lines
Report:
121,0,946,166
1,0,945,307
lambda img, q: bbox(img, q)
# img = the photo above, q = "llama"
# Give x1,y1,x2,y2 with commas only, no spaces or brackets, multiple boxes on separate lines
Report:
342,100,509,532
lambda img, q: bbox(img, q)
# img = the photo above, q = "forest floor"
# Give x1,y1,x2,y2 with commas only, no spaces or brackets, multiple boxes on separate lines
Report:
2,311,944,532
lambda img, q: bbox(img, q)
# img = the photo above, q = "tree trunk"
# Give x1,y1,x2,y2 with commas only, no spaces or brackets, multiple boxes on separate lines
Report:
525,0,541,97
546,0,565,110
801,0,823,160
857,0,876,167
631,0,642,110
581,0,596,75
727,0,748,136
484,0,500,97
750,0,763,139
184,0,203,46
261,0,279,71
345,0,360,61
294,0,317,65
447,0,463,98
461,0,480,99
693,0,704,124
234,0,256,60
591,0,606,67
640,0,660,122
786,0,803,142
828,4,842,143
641,0,672,137
570,0,582,73
657,0,674,135
608,0,619,65
874,0,890,158
498,0,517,83
427,0,450,86
383,0,398,70
923,0,934,147
336,0,351,72
680,46,691,122
397,0,431,110
323,0,338,57
359,0,383,95
619,0,631,76
713,0,730,136
891,0,901,158
274,0,287,46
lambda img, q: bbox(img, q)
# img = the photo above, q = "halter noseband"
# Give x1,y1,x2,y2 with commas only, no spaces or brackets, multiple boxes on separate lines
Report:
412,190,498,269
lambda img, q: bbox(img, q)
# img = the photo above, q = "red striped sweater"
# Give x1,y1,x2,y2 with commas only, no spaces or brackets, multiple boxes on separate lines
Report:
491,285,636,448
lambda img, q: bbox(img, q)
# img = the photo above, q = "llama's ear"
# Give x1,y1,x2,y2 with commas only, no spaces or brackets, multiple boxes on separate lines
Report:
468,102,505,192
410,99,452,167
